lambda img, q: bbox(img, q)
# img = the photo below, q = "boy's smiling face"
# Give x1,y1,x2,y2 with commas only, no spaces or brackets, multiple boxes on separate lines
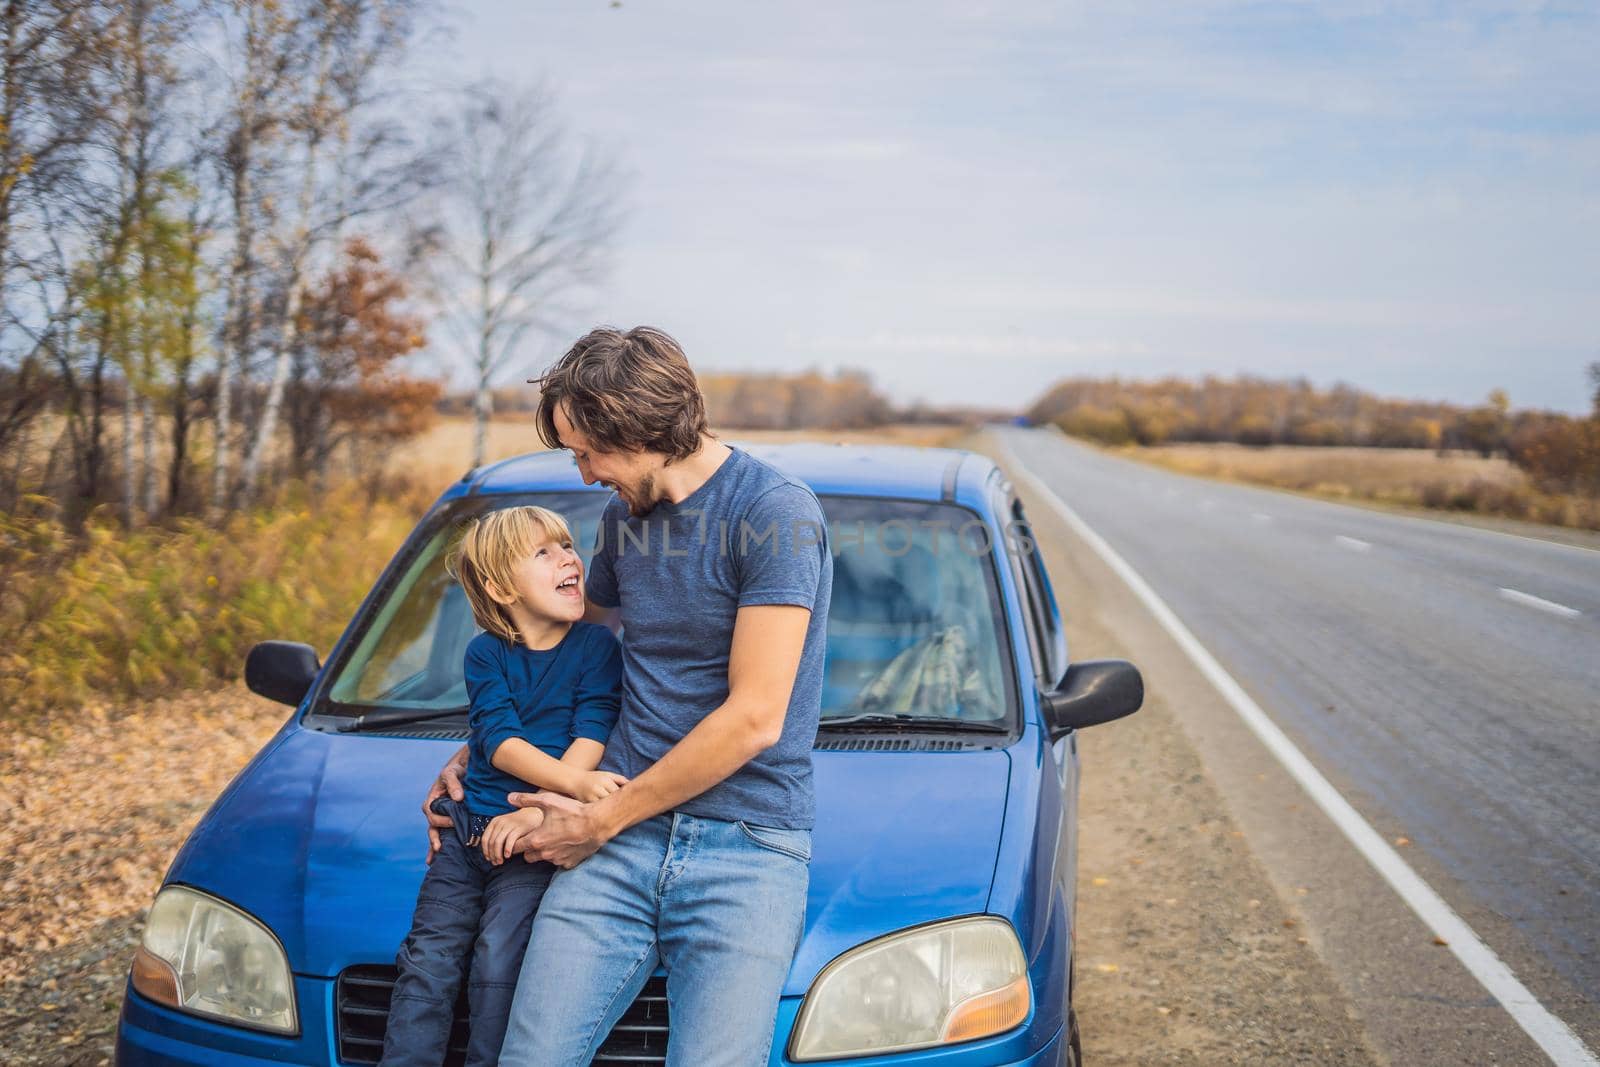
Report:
488,535,586,630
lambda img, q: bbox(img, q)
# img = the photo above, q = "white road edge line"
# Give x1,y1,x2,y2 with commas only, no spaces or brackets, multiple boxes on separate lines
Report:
995,434,1599,1067
1498,588,1583,619
1334,534,1372,552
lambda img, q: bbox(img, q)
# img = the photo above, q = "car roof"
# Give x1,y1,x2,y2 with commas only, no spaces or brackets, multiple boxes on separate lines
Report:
455,440,999,506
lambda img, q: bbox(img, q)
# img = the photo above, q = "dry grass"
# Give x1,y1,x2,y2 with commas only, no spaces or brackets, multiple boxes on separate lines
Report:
9,411,969,503
1134,442,1525,496
1125,441,1600,531
391,417,970,488
0,686,288,1066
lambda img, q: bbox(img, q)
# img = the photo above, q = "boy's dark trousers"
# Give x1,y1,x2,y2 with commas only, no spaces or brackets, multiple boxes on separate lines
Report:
379,797,555,1067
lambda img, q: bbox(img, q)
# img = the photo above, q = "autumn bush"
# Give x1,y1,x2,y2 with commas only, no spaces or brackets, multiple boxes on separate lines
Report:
1507,415,1600,497
1057,404,1136,446
0,477,435,717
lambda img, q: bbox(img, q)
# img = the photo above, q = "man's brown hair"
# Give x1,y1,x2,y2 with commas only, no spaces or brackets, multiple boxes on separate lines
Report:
532,326,708,460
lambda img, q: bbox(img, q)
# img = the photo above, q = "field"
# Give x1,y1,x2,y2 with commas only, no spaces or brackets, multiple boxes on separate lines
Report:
1123,439,1600,533
1131,441,1519,495
392,416,968,487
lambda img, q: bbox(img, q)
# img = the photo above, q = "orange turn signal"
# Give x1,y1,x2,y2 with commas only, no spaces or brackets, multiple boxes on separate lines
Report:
130,944,181,1007
941,975,1031,1042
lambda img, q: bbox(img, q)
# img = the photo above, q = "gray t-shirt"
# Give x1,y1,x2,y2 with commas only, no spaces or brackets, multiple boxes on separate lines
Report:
585,445,832,829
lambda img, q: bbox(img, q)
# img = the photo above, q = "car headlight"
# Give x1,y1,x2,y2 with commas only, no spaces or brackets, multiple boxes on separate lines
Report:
790,916,1030,1060
130,885,297,1035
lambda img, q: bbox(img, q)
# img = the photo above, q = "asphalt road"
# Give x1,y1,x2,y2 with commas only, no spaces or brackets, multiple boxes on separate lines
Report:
995,427,1600,1048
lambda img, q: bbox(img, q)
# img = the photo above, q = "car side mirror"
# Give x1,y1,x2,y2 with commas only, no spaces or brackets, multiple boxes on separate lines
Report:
1040,659,1143,741
245,641,321,707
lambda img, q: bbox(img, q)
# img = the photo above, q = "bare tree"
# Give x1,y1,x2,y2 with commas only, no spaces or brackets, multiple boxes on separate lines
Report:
1,0,110,505
425,82,623,469
208,0,310,513
236,5,340,502
237,0,425,502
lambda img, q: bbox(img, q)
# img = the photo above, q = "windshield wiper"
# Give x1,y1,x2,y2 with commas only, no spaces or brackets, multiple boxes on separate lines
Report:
334,707,467,733
817,713,1009,734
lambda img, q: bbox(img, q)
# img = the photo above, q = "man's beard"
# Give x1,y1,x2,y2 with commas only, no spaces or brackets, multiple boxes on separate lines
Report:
619,472,659,517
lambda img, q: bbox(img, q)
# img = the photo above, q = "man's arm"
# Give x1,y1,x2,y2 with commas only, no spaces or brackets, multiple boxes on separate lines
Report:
506,603,810,867
584,601,620,629
423,744,469,864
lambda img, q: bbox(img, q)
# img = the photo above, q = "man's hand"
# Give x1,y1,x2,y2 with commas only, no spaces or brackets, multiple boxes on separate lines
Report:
479,807,546,866
505,790,617,869
423,745,469,864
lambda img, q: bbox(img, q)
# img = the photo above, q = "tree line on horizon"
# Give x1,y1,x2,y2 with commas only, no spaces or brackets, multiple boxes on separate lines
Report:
438,368,987,432
1026,369,1600,497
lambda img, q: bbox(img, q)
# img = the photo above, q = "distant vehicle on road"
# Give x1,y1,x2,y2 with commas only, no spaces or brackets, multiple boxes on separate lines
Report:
115,443,1143,1066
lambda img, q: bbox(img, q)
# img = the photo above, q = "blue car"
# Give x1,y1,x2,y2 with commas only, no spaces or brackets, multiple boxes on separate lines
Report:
115,442,1142,1067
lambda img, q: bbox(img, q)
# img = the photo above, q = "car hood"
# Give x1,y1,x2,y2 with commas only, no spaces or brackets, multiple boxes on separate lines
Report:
167,726,1013,993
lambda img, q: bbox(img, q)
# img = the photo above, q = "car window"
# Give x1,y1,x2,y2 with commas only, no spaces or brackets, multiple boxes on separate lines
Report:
822,498,1015,723
1010,497,1067,689
325,492,609,711
318,493,1016,726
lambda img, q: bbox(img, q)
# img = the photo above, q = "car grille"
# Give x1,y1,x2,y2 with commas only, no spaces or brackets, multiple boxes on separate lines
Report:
335,964,670,1065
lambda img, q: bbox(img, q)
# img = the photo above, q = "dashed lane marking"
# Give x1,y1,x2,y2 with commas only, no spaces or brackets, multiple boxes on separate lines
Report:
1498,587,1582,619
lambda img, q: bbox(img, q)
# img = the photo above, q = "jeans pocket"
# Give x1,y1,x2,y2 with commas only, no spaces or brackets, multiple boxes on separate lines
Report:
735,820,812,863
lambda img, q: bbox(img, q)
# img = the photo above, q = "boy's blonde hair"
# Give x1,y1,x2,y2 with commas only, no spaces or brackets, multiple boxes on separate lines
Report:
446,505,575,643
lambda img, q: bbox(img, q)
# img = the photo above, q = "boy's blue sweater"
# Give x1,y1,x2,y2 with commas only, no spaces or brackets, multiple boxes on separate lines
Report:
462,621,623,817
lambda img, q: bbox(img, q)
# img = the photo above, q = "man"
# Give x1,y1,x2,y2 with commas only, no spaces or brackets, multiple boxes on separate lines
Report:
423,325,833,1065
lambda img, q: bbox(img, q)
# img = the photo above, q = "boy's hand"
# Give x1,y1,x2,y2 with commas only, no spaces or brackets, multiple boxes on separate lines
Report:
505,790,616,869
571,770,629,803
423,745,469,865
480,808,546,866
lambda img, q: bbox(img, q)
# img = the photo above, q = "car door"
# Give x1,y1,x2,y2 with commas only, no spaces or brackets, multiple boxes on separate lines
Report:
993,477,1083,955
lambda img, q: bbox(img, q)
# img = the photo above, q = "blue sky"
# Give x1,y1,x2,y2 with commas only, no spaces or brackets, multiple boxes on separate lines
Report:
425,1,1599,414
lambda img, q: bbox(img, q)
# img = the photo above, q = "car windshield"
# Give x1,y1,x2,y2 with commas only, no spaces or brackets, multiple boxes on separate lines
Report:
319,493,1015,727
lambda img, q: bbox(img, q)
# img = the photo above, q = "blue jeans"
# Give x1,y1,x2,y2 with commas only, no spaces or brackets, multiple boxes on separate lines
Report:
379,797,556,1067
498,812,811,1067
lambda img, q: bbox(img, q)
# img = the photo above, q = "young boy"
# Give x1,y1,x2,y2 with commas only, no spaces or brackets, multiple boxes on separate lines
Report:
379,505,624,1067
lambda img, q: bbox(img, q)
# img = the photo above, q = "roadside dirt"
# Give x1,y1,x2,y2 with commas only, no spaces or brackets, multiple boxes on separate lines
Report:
0,689,287,1066
1068,640,1382,1065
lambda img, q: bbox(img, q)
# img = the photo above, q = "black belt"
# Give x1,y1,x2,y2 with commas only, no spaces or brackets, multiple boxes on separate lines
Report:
464,810,496,845
431,797,500,847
